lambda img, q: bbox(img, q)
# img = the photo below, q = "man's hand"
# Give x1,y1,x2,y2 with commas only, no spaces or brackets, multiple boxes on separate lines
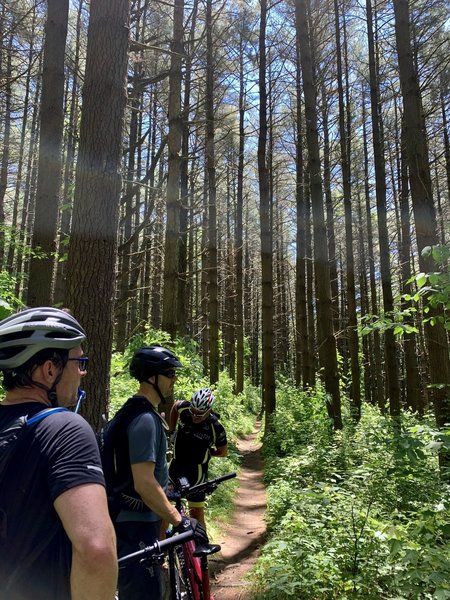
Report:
174,516,209,546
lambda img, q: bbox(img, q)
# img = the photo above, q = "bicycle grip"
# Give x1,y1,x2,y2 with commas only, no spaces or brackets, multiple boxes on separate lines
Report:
118,530,195,566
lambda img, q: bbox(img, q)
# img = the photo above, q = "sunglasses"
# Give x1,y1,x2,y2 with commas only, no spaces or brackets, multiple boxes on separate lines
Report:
67,357,89,372
189,407,210,417
162,370,177,379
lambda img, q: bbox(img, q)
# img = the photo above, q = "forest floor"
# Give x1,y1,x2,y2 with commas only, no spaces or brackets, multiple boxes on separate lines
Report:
209,422,267,599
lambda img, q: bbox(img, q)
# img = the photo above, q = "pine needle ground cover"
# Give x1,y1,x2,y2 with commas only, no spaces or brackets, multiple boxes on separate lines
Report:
251,379,450,600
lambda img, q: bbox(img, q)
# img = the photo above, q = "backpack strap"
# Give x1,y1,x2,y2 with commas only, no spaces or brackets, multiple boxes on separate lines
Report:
26,407,69,427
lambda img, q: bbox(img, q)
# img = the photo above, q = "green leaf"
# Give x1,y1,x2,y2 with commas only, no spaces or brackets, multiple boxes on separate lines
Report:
389,538,403,557
0,299,13,320
429,273,440,286
425,440,443,451
416,273,427,288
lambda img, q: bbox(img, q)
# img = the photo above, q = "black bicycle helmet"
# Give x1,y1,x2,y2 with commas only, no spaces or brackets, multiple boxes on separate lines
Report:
0,307,86,369
130,345,182,382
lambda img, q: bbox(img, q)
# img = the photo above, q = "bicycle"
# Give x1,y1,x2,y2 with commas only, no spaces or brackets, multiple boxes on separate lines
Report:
168,471,236,600
118,472,237,600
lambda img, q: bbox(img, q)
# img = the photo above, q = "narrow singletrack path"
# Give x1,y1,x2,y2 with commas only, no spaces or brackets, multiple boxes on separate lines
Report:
210,422,267,599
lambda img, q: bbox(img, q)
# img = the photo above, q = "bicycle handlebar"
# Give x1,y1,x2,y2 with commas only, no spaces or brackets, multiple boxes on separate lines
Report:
118,530,195,566
184,472,237,497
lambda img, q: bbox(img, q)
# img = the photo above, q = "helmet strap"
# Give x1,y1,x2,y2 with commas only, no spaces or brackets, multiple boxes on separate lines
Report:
146,374,166,405
30,361,66,407
28,377,62,407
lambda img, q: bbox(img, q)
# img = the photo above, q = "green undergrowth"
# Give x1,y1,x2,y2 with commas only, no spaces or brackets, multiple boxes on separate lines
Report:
250,378,450,600
108,331,260,536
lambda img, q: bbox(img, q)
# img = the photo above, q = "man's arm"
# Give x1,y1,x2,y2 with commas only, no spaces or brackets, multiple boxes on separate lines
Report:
169,401,181,432
54,483,117,600
210,420,228,457
210,443,228,457
132,461,182,527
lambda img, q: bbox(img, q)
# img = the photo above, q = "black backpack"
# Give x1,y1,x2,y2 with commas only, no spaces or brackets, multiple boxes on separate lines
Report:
97,396,163,521
0,407,68,481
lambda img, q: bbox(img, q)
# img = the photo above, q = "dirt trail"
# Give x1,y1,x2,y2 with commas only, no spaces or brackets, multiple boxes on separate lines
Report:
210,422,267,599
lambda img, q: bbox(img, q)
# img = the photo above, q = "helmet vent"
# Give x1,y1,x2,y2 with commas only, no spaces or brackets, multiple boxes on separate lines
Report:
0,331,32,343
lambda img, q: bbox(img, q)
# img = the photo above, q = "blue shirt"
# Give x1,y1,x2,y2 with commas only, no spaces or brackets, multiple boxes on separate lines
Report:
116,410,168,523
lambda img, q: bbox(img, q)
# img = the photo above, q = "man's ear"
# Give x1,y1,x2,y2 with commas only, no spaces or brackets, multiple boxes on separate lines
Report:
42,359,55,382
147,375,156,385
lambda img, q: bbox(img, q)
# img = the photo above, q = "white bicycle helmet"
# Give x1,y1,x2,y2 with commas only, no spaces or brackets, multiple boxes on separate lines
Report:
0,307,86,369
190,388,214,412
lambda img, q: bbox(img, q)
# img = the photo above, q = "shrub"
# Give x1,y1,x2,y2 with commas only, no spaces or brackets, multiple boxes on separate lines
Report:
251,380,450,599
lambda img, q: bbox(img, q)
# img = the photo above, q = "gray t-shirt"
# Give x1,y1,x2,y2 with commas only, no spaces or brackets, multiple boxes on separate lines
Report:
116,411,168,523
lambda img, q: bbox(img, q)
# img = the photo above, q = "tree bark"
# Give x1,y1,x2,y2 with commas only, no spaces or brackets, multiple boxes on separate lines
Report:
205,0,219,384
177,0,198,334
0,36,13,265
162,0,184,338
399,119,421,414
393,0,450,440
27,0,69,306
366,0,400,417
235,24,246,394
65,0,130,428
362,93,384,409
295,0,342,428
258,0,276,429
294,48,310,388
334,0,361,420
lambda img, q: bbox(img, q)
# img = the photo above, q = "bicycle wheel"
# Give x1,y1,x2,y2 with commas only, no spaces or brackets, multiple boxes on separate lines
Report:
180,541,204,600
172,545,195,600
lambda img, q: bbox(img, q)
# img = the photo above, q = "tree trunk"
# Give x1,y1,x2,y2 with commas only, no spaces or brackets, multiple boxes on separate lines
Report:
225,164,236,380
366,0,400,417
441,81,450,211
362,93,384,409
16,57,42,299
399,120,421,414
393,0,450,441
321,88,340,346
162,0,184,338
205,0,219,384
258,0,276,429
334,0,361,421
295,0,341,428
235,25,246,394
27,0,69,306
54,0,84,305
177,0,198,335
65,0,130,429
294,49,309,388
0,36,13,265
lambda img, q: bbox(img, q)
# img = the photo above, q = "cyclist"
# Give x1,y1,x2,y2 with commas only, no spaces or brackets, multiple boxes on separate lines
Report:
115,346,208,600
169,388,228,529
0,307,117,600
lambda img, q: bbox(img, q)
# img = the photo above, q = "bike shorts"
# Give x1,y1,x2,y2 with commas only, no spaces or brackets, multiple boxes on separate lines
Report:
169,461,208,505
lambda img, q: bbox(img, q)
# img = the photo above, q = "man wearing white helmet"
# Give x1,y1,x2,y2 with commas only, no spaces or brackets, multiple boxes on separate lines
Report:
169,388,228,529
0,307,117,600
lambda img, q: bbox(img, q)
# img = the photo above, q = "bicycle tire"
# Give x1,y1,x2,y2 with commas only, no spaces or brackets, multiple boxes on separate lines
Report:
173,544,195,600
